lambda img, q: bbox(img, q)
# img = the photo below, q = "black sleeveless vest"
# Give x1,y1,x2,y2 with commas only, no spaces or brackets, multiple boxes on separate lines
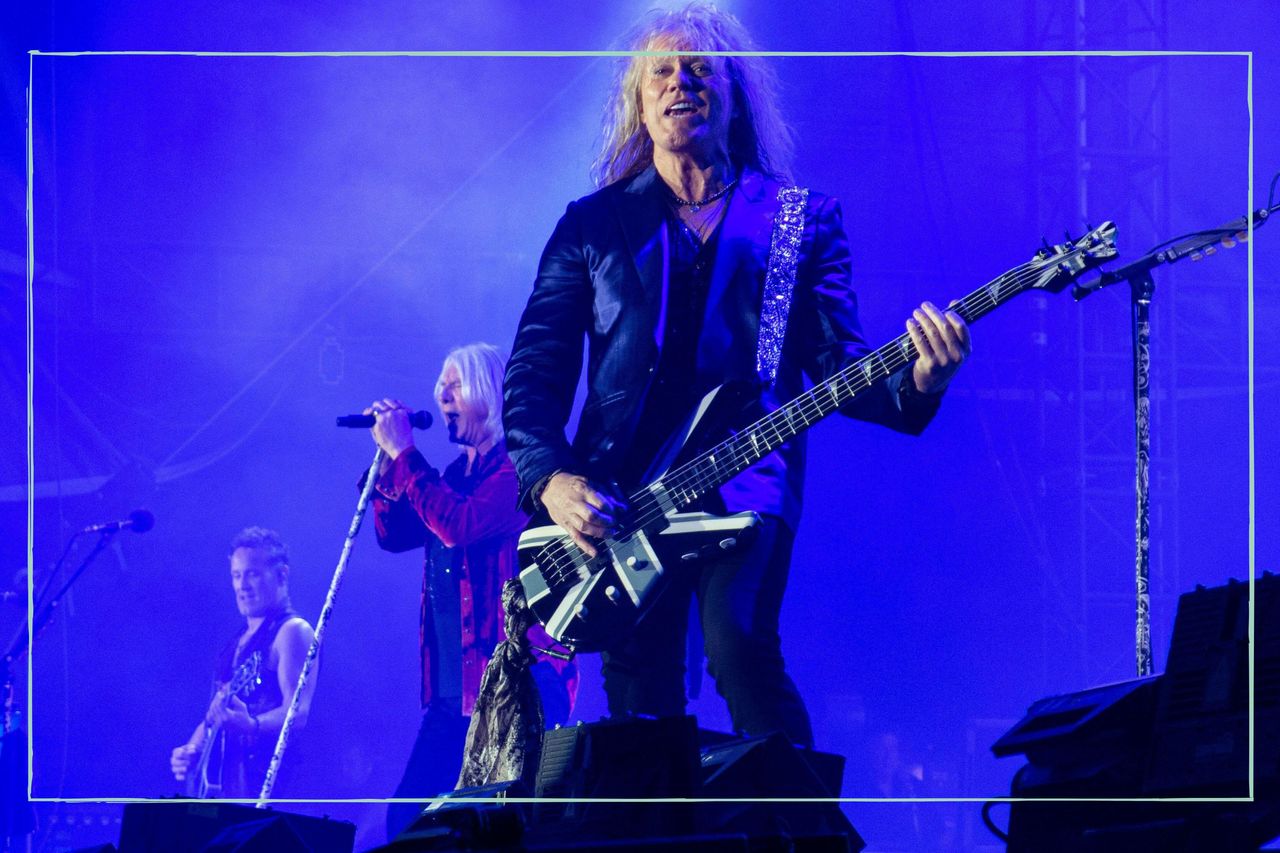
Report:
211,606,298,797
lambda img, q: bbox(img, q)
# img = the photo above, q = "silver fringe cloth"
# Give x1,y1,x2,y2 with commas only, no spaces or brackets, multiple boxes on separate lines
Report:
455,578,545,790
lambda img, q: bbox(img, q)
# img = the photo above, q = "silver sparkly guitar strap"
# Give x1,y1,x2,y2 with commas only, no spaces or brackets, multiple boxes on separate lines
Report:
755,185,809,386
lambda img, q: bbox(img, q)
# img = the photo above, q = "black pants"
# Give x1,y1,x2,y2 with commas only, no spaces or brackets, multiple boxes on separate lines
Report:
385,663,572,841
600,516,813,748
385,700,470,841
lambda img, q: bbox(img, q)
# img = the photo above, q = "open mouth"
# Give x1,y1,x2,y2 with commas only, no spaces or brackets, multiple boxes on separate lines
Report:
665,101,699,117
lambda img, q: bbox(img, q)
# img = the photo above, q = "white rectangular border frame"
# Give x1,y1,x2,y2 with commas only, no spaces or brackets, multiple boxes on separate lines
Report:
25,48,1255,807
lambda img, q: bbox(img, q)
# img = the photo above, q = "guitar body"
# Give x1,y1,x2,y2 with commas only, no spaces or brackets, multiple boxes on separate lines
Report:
185,651,263,798
518,382,764,652
186,722,223,798
517,224,1118,655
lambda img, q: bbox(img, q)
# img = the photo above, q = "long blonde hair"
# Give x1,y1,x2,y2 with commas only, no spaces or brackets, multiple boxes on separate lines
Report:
592,2,794,188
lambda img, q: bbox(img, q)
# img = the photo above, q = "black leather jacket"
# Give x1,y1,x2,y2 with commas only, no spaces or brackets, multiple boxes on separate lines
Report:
503,166,940,525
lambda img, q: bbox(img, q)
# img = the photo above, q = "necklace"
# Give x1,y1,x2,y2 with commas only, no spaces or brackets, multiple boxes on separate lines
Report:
666,178,738,213
672,190,730,244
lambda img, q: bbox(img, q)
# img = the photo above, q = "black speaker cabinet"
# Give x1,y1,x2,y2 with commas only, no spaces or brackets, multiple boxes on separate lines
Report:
698,728,846,797
117,802,354,853
697,732,862,850
1144,574,1278,796
531,715,701,841
993,675,1159,795
201,815,311,853
523,717,864,850
995,574,1280,850
375,781,528,852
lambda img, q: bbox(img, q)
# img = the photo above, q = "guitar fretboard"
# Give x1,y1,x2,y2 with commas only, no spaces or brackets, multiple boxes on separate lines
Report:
626,252,1073,521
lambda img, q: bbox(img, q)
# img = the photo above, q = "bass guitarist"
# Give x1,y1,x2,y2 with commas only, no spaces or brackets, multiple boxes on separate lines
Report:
169,527,317,798
503,2,970,750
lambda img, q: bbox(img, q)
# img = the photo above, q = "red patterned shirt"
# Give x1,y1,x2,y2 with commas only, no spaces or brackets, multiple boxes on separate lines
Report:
369,442,574,715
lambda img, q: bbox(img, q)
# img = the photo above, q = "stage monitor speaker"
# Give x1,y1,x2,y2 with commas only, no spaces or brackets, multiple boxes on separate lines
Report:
1002,800,1259,853
1144,572,1278,797
700,732,838,798
992,675,1159,795
697,732,863,850
117,802,354,853
375,781,527,852
993,574,1280,851
698,728,845,797
531,715,700,841
201,815,310,853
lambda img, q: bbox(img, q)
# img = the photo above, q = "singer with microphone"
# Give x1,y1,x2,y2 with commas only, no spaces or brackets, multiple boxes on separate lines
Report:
361,342,577,839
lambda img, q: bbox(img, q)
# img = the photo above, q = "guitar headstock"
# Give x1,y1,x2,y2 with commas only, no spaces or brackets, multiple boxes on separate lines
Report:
1028,221,1118,293
229,651,264,697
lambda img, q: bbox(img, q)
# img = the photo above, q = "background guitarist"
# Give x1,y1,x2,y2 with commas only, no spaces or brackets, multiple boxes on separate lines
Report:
169,526,317,798
503,2,971,750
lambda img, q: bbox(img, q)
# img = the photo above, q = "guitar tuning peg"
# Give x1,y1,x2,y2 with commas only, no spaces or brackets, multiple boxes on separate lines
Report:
1064,230,1074,242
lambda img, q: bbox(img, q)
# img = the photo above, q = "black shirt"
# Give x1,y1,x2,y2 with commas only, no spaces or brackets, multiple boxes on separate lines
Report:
619,210,724,489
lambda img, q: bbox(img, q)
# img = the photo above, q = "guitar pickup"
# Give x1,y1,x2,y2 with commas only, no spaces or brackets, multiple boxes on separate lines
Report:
682,539,740,563
610,530,664,608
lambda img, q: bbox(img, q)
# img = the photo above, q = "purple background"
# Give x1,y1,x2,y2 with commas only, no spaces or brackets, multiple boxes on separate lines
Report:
3,1,1276,850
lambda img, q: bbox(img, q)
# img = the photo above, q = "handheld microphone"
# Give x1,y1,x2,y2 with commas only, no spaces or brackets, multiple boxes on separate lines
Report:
336,411,433,429
84,509,155,534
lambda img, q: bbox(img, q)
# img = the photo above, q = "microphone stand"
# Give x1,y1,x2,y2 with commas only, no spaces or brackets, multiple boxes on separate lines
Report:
0,650,33,852
1073,202,1274,677
255,448,385,806
8,531,118,670
3,529,118,849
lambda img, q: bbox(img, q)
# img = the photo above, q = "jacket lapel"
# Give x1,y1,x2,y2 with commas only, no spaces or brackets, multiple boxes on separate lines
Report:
614,166,670,349
700,169,779,379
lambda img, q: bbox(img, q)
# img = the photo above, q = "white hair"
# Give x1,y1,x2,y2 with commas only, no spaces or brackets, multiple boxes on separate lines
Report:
436,342,507,446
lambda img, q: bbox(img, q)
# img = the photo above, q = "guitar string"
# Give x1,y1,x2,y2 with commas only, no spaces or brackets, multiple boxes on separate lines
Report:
535,251,1072,591
536,247,1090,592
633,250,1078,506
194,652,262,795
533,259,1047,593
